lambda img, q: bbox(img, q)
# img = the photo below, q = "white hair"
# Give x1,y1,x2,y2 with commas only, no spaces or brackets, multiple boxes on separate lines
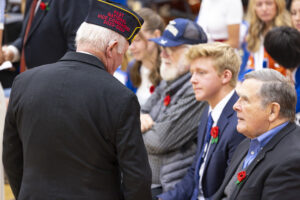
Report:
75,22,127,54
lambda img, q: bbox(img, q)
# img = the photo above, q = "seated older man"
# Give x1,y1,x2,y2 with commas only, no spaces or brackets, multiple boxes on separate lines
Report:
140,18,207,199
214,69,300,199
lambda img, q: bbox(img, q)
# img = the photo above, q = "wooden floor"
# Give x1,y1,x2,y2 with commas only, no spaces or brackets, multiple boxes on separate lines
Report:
4,184,14,200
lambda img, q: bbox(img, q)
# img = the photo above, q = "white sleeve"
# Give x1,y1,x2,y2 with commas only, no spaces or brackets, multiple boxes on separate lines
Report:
226,0,243,25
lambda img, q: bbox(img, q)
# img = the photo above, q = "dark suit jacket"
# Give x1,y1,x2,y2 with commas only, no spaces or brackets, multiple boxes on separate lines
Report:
213,122,300,200
13,0,90,69
3,52,152,200
159,92,245,200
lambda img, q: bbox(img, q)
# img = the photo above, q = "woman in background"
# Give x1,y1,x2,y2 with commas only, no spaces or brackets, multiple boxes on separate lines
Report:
290,0,300,31
244,0,291,75
127,8,165,106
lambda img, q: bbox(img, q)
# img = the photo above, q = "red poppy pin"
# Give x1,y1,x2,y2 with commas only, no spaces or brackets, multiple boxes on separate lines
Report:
236,171,246,185
40,1,49,11
150,85,155,94
210,126,219,144
164,95,171,106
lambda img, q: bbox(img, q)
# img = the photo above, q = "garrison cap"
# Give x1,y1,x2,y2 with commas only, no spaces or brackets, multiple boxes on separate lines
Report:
86,0,144,44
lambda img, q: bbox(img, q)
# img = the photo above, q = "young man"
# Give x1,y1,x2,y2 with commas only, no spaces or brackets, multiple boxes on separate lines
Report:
159,42,245,200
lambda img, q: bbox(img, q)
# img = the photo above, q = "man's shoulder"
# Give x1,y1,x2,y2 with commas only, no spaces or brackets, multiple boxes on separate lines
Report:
275,123,300,150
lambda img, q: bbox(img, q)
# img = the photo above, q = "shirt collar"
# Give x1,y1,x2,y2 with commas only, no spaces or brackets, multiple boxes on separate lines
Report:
77,51,95,56
77,51,103,62
209,90,235,126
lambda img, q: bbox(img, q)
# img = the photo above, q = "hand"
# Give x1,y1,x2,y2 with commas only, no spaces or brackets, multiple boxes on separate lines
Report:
2,46,14,62
140,114,154,133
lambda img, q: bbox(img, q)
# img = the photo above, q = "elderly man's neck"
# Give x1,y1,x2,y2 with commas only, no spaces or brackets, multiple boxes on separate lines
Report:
77,46,107,65
270,117,291,131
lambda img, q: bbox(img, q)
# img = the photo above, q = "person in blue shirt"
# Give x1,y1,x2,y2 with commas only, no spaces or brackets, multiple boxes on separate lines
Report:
214,69,300,200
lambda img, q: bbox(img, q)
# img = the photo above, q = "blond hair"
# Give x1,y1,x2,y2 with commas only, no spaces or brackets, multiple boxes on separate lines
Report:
246,0,291,52
186,42,241,87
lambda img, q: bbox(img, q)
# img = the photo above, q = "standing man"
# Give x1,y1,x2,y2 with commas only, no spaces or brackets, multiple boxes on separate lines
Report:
159,42,245,200
140,18,208,199
2,0,90,71
3,1,152,200
214,69,300,200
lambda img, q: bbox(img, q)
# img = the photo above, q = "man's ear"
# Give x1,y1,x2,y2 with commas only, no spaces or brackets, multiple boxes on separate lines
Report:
269,102,281,122
221,69,233,85
106,40,118,58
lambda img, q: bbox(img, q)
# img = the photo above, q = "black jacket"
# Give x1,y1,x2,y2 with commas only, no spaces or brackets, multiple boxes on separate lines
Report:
13,0,90,69
3,52,152,200
213,122,300,200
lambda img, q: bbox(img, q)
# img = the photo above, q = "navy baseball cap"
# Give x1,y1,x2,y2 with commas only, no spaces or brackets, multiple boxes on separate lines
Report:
150,18,207,47
85,0,144,44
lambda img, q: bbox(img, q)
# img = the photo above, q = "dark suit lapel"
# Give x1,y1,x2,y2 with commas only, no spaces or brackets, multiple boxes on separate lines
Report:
214,139,249,199
231,122,297,199
204,92,238,171
26,0,52,43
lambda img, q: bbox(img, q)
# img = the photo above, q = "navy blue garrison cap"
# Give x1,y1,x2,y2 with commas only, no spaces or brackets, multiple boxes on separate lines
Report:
85,0,144,44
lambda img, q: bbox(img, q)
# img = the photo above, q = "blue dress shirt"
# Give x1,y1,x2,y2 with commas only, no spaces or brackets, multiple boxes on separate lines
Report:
243,122,289,169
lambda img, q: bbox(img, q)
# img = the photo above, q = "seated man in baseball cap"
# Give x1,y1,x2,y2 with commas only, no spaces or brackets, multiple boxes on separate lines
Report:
140,18,207,199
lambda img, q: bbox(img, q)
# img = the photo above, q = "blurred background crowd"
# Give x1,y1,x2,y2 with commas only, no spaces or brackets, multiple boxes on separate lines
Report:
0,0,300,199
0,0,299,105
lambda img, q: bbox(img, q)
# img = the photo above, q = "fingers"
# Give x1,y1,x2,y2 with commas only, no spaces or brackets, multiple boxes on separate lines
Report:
2,46,14,62
140,114,154,133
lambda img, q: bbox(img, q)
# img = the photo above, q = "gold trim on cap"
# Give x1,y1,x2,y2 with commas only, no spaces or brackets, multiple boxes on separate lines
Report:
97,0,142,41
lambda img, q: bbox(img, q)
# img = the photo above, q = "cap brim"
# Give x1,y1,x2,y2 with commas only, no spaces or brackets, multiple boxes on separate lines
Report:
149,37,185,47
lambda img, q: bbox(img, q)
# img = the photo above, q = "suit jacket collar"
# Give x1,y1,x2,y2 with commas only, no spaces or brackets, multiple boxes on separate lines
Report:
195,92,239,196
204,92,239,168
214,138,249,200
27,0,52,44
59,51,107,72
228,122,297,199
198,92,238,149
